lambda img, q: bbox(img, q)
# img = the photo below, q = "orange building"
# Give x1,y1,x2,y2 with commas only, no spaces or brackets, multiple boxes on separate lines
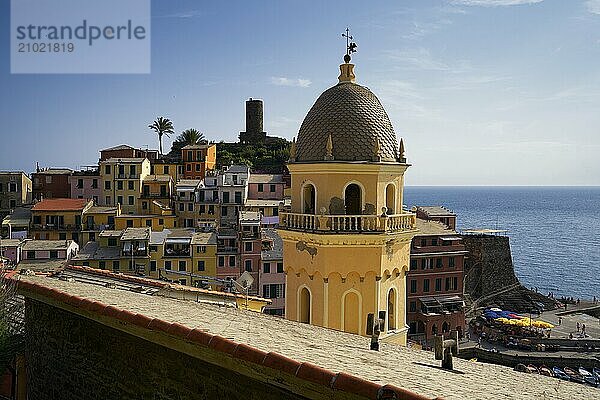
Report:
181,144,216,180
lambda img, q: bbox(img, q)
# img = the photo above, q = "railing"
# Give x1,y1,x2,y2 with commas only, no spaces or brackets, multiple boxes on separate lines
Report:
31,224,82,230
217,246,238,253
83,224,115,231
141,193,169,198
279,212,416,234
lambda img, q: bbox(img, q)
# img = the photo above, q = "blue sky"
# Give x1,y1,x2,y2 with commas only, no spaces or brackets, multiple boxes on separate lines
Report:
1,0,600,185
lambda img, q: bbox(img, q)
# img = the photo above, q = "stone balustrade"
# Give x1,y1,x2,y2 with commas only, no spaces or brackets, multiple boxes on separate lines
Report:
279,212,416,234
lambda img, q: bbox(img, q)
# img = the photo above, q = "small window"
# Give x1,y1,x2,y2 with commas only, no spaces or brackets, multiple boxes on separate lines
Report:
105,165,111,174
142,201,148,210
409,301,417,313
150,245,157,252
99,261,106,269
105,196,111,205
26,250,35,259
436,258,443,268
410,259,417,270
188,203,194,212
128,181,135,190
270,184,276,192
245,259,252,272
432,238,438,246
244,242,252,252
179,203,184,211
435,278,442,292
423,279,430,293
128,196,134,205
150,260,157,271
186,164,191,171
179,261,186,272
59,233,67,240
108,238,117,246
117,196,123,205
159,218,164,225
113,261,120,271
420,239,427,247
449,257,456,268
104,181,111,190
276,262,283,273
229,256,236,267
145,220,152,227
126,220,133,228
195,164,201,171
222,206,228,216
258,183,264,192
218,256,225,267
163,166,169,174
197,246,206,253
410,279,417,294
165,261,172,270
117,181,123,190
197,260,205,271
49,250,58,259
263,262,270,273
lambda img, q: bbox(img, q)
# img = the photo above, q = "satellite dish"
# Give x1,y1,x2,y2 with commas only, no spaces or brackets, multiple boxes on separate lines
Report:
236,271,254,290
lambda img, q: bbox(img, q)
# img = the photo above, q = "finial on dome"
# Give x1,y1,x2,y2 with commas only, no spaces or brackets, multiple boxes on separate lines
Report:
339,28,357,83
289,137,297,162
399,138,406,163
374,138,381,162
325,133,334,160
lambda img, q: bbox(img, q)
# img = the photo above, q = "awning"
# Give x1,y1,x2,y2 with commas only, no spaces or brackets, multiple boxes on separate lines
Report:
440,236,462,241
165,238,191,244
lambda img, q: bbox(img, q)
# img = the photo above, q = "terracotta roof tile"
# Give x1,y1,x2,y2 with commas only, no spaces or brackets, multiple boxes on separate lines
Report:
32,198,90,211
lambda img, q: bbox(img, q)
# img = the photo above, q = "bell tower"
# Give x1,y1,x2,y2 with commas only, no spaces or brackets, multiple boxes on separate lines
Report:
278,35,417,344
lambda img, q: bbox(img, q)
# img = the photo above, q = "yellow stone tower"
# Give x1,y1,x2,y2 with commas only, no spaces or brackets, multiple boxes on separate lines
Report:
278,49,418,344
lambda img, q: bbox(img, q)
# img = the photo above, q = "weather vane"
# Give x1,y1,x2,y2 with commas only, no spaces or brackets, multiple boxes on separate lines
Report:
341,27,357,63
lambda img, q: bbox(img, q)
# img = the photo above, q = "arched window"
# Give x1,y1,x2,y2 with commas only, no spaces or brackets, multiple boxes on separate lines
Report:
344,183,361,215
387,288,396,330
442,321,449,333
432,324,438,335
299,287,311,323
302,184,316,214
385,184,395,215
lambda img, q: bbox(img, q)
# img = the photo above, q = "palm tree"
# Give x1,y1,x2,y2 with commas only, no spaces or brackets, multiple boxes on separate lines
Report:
168,128,206,158
148,117,174,156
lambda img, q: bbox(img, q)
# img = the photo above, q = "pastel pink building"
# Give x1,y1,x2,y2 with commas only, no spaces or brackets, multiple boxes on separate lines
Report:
69,168,102,204
0,238,22,266
259,228,285,316
247,174,284,200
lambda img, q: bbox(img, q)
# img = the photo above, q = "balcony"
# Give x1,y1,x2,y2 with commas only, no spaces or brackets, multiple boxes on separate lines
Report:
279,212,417,234
32,224,81,230
217,246,238,254
141,192,169,199
164,245,191,258
83,224,115,231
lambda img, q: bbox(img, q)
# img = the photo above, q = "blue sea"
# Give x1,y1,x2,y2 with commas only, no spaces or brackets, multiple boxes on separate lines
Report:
403,187,600,299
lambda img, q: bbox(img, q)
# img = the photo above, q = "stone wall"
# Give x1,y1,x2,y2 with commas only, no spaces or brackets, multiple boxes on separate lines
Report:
462,235,558,313
25,299,304,400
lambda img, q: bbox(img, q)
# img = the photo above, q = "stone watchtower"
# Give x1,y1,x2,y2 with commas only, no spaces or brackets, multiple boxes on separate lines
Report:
239,98,267,144
278,51,417,343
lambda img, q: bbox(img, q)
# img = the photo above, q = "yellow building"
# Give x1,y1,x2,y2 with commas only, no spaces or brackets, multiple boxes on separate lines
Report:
30,198,93,243
100,157,151,214
278,57,417,343
150,159,182,183
114,214,176,231
71,228,150,274
147,228,218,287
81,205,121,243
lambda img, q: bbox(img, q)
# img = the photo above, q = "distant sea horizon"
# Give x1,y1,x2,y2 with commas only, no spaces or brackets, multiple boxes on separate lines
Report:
403,186,600,299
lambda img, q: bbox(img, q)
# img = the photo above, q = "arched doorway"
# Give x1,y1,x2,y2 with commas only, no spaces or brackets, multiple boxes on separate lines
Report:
299,287,311,323
385,184,395,215
344,184,361,215
387,288,396,330
302,184,316,214
343,291,360,334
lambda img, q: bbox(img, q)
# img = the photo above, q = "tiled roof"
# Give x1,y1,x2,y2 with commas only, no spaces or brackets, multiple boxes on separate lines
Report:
191,231,218,245
248,174,284,184
182,144,213,150
239,211,261,223
102,157,147,164
295,82,400,163
120,227,151,241
415,206,456,217
16,259,67,272
223,165,249,174
32,198,90,211
32,168,72,175
101,144,134,151
21,240,74,251
85,206,119,214
13,273,596,400
415,219,457,237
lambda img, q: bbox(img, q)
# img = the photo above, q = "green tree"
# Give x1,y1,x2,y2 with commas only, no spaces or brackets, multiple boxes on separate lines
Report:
148,117,175,156
168,128,206,158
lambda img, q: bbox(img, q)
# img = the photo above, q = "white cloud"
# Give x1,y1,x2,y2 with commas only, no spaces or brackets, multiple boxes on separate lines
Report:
154,10,203,19
270,77,312,88
586,0,600,14
451,0,543,6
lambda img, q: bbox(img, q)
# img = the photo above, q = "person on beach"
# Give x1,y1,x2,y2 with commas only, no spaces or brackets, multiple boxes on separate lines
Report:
577,322,580,332
558,317,562,326
582,324,586,335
